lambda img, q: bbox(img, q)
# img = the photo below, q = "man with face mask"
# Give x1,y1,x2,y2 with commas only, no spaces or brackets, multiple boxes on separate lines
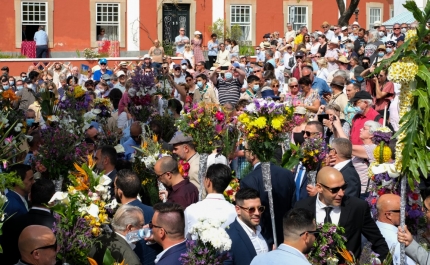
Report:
193,74,218,104
250,208,317,265
210,64,245,105
18,76,37,110
240,75,260,101
348,90,383,145
255,46,266,65
378,26,388,43
114,169,162,265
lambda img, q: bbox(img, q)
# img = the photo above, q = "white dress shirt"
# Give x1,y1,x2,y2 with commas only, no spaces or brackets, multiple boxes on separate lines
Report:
376,221,415,265
237,217,269,255
333,159,350,171
184,193,237,237
315,194,341,225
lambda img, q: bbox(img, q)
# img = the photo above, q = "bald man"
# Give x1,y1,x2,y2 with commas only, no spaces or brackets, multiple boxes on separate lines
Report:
295,167,389,260
376,194,415,265
123,122,142,161
16,225,57,265
69,66,87,86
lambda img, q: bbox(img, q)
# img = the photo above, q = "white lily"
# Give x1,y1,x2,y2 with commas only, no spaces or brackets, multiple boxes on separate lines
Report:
98,175,112,186
49,192,70,204
371,163,400,178
87,203,100,218
94,184,108,194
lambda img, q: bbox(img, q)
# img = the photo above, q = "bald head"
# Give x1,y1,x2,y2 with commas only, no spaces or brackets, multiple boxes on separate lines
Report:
317,167,343,184
19,225,57,264
317,167,346,206
377,194,401,225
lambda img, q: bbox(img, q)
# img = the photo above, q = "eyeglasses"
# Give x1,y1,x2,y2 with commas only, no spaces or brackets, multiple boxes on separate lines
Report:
155,171,170,179
296,56,303,59
272,85,279,88
303,131,320,137
393,28,400,30
319,182,348,194
289,85,298,88
322,26,328,28
237,205,265,214
299,230,320,236
387,210,401,213
174,68,181,71
30,239,57,254
149,221,168,234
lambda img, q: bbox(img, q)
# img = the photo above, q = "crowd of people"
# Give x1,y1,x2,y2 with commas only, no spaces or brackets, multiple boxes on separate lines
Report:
0,18,429,265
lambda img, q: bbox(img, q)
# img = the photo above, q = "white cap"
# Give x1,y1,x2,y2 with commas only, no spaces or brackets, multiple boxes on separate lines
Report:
116,70,126,76
194,31,202,35
143,54,151,59
341,26,348,31
330,37,339,44
373,21,381,27
316,31,323,35
341,36,348,43
352,21,360,26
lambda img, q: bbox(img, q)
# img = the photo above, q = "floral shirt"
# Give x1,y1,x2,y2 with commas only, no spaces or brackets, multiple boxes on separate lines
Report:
284,92,302,106
300,90,319,120
344,101,357,125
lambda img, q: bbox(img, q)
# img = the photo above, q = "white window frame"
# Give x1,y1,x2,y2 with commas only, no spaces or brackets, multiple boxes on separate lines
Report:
288,6,308,32
21,1,48,33
90,0,125,48
230,5,252,42
96,3,120,41
369,7,382,28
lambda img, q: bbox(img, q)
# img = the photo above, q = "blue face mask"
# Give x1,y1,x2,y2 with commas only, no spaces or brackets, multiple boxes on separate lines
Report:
26,119,35,127
252,85,259,92
378,52,385,57
3,85,9,90
106,81,111,86
386,48,392,53
197,81,204,89
16,86,23,91
167,109,173,116
225,73,233,80
353,106,363,114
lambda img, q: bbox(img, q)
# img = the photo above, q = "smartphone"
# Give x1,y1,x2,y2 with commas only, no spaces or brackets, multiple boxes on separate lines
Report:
220,66,229,70
317,114,329,123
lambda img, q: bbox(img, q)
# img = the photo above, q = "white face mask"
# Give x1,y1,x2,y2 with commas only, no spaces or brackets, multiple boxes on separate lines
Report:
181,65,187,70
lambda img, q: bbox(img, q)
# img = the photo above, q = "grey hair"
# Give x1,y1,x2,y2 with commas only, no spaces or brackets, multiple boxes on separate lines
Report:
288,77,298,86
59,75,67,82
364,120,381,134
333,70,350,82
265,49,274,57
362,99,373,106
345,43,354,50
111,205,143,232
368,30,378,43
300,26,307,32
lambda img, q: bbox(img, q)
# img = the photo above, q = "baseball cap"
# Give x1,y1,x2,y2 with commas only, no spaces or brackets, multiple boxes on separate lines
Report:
181,59,188,65
116,70,126,77
232,62,240,68
341,26,348,31
354,66,365,77
373,21,381,27
173,64,181,69
168,131,193,145
350,91,372,103
102,74,111,80
143,54,151,59
119,61,128,67
263,33,271,38
99,58,107,64
295,51,305,57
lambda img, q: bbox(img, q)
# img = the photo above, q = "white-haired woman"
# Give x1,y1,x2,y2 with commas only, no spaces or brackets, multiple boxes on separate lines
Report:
316,58,329,81
284,77,302,106
333,118,381,197
364,29,384,63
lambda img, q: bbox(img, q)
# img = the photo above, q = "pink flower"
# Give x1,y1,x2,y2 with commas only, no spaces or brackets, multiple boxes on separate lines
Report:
215,124,223,134
215,111,225,122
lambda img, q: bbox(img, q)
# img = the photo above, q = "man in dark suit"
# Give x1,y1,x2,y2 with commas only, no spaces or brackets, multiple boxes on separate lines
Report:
89,205,143,265
295,167,389,260
240,146,296,248
225,188,269,265
2,178,55,265
4,164,35,219
152,202,187,265
329,138,361,197
114,169,162,265
95,145,118,197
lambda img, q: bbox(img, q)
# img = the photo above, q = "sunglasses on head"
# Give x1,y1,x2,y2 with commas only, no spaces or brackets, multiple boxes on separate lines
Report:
319,182,348,194
237,205,265,214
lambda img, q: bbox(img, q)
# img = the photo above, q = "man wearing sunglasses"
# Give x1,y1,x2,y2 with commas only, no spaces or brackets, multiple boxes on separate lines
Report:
15,225,57,265
251,208,317,265
93,58,113,82
376,194,415,265
226,188,268,265
295,167,389,261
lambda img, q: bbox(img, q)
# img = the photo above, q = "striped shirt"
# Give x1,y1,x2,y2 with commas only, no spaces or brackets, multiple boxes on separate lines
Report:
216,78,242,105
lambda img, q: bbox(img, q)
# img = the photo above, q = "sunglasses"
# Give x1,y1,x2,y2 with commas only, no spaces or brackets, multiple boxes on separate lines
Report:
149,221,164,230
272,85,279,88
174,68,181,71
296,56,303,59
393,28,400,30
100,63,106,66
31,239,57,254
237,205,265,214
387,209,401,213
319,182,348,194
289,85,298,88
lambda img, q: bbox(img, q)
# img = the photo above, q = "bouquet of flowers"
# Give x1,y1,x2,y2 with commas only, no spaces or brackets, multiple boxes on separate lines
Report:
33,126,89,180
0,89,18,110
92,98,113,120
129,92,158,123
180,217,231,265
237,98,294,162
308,223,347,265
223,178,240,203
300,138,328,171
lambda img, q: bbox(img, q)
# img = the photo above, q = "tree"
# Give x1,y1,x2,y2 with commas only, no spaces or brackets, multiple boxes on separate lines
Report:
336,0,360,26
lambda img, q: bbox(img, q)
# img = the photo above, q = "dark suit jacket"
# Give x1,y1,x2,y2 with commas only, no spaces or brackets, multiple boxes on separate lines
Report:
157,241,187,265
225,219,264,265
5,191,28,219
2,208,55,265
128,199,162,265
108,169,117,197
89,232,141,265
240,163,296,248
294,195,389,260
339,161,361,198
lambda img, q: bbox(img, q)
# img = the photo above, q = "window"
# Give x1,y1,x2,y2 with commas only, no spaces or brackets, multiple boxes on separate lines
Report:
230,5,251,41
21,2,48,40
390,6,394,18
369,8,382,28
289,6,308,32
96,3,120,41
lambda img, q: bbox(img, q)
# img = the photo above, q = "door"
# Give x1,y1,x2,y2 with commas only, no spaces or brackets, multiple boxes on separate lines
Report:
162,4,190,46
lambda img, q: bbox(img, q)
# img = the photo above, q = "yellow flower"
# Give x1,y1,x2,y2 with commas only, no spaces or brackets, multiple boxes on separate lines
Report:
387,58,418,84
190,124,195,128
253,116,267,129
271,116,285,130
374,145,392,163
249,132,255,138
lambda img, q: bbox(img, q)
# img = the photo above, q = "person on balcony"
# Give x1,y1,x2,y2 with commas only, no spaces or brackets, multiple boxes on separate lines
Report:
34,25,49,58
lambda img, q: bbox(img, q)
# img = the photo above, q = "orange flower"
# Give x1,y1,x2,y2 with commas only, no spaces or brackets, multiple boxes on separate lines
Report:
337,247,355,264
2,90,17,101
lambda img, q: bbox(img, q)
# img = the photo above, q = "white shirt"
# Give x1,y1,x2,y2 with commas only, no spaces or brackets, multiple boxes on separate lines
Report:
325,30,335,41
31,206,50,213
333,159,351,171
274,50,281,60
155,240,187,264
283,52,294,70
315,194,341,225
184,193,237,237
376,221,415,265
237,217,269,255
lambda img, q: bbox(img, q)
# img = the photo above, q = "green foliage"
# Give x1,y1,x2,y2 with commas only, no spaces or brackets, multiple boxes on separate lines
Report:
0,51,26,59
0,172,23,191
239,44,253,56
162,41,175,56
208,19,227,41
281,143,301,170
103,249,115,265
229,25,243,41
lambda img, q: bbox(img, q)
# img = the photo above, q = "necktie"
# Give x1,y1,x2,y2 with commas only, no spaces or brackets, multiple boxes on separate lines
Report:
324,207,333,224
295,166,304,201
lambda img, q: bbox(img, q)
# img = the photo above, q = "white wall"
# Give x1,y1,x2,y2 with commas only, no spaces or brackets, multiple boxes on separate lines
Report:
127,0,140,51
212,0,225,22
394,0,427,16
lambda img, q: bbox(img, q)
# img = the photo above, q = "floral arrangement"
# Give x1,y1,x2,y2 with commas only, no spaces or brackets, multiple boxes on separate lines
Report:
33,126,89,180
178,160,190,178
237,98,294,161
129,92,158,123
93,98,113,119
283,138,328,171
50,156,116,264
181,217,231,265
307,223,346,265
223,178,240,203
0,90,18,110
